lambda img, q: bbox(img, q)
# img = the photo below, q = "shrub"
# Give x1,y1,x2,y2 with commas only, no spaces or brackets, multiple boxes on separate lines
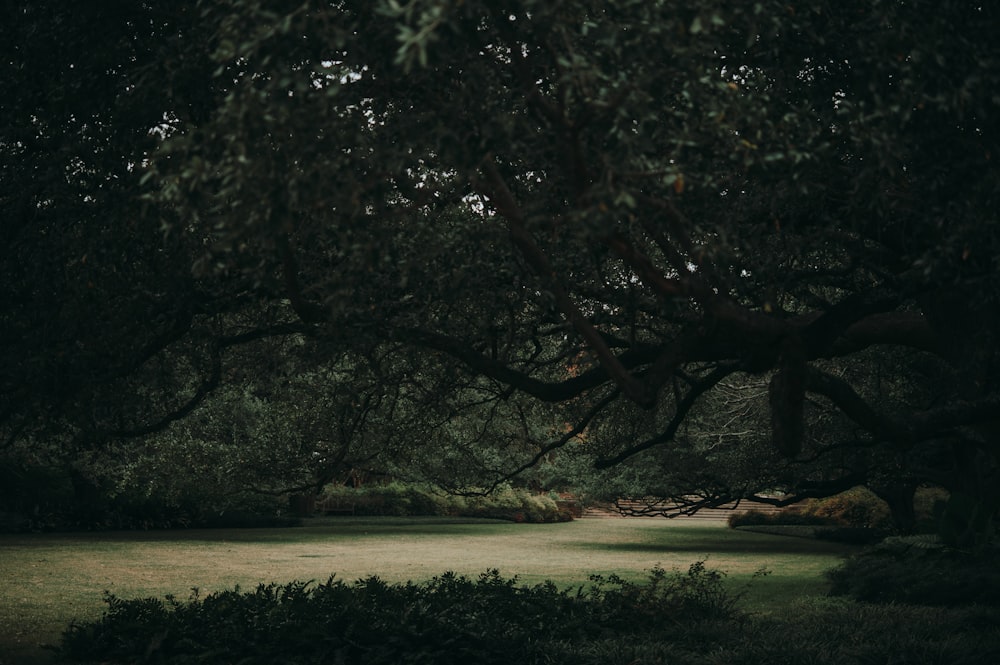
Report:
731,598,1000,665
57,564,1000,665
315,483,571,523
586,561,765,625
826,538,1000,606
727,508,833,528
800,487,893,529
729,488,893,532
813,526,886,545
58,564,745,665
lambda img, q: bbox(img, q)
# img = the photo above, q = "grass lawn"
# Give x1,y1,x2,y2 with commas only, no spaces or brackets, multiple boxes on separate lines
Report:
0,517,858,664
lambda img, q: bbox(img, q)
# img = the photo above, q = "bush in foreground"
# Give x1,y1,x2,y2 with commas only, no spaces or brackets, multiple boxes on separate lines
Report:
826,538,1000,607
56,562,1000,665
58,564,740,665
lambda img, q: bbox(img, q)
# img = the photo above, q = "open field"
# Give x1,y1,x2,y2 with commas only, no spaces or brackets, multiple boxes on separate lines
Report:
0,517,858,664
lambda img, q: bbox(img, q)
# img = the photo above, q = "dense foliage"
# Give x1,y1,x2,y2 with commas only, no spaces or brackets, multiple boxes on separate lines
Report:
58,566,743,665
315,482,574,522
827,539,1000,607
3,2,999,529
729,487,893,529
57,565,1000,665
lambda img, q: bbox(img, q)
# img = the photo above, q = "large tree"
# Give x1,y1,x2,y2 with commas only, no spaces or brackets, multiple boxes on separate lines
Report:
5,1,1000,523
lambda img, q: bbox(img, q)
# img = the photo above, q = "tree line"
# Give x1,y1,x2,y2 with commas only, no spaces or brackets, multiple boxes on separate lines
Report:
2,1,999,533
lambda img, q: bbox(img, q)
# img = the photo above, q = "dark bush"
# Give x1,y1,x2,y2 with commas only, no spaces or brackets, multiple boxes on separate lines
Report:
731,599,1000,665
58,564,741,665
193,511,301,529
801,487,893,529
56,561,1000,665
826,539,1000,606
813,526,887,545
728,509,834,528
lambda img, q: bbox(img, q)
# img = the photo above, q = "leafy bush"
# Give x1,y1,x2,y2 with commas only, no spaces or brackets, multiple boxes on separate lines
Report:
586,561,764,624
727,508,833,528
826,538,1000,606
800,487,893,529
728,488,892,532
316,483,572,523
732,598,1000,665
812,526,886,545
59,563,1000,665
58,564,743,665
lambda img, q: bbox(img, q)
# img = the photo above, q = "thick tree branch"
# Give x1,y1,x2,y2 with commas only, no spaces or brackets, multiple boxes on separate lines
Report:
829,311,941,356
800,289,902,354
805,366,1000,448
605,232,699,300
401,326,658,402
476,155,653,406
804,367,901,441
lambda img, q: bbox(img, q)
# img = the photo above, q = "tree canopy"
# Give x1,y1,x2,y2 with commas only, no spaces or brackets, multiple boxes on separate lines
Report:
3,1,999,523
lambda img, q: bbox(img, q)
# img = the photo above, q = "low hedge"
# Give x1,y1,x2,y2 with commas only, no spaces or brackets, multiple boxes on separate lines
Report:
729,487,892,530
313,483,574,523
57,563,1000,665
58,563,743,665
826,537,1000,606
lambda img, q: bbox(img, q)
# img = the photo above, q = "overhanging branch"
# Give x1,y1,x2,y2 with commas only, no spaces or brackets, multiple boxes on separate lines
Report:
594,362,740,468
476,155,653,406
105,322,310,440
400,326,659,402
805,366,1000,448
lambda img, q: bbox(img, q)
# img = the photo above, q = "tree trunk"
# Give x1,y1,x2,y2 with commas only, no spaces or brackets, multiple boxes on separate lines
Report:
873,483,917,534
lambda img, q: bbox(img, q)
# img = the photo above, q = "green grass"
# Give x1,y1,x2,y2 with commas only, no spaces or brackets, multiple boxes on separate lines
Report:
0,517,857,664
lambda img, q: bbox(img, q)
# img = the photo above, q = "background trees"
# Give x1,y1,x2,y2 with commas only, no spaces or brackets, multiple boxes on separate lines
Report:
3,1,999,529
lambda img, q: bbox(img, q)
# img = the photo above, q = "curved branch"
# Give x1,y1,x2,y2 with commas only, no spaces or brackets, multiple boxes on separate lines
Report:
106,322,310,439
800,288,902,354
594,362,740,468
605,232,698,300
805,366,1000,448
829,311,941,356
490,387,623,488
476,155,652,406
401,326,658,402
106,346,222,439
803,367,900,441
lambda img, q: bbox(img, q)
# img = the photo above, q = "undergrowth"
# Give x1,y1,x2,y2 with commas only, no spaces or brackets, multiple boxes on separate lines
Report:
826,538,1000,606
315,482,573,523
57,563,747,665
54,557,1000,665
